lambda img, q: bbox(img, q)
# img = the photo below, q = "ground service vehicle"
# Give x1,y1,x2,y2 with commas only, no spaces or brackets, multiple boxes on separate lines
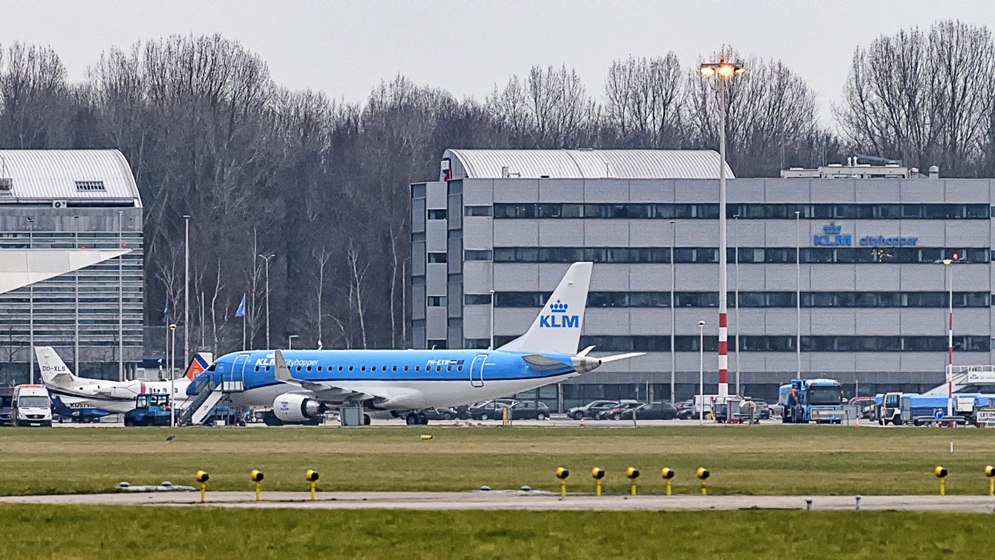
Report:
0,387,13,426
878,392,904,425
124,393,172,427
778,379,844,424
567,400,619,420
12,385,52,427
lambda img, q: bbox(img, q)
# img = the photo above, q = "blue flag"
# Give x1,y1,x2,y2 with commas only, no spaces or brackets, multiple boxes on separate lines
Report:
235,294,246,317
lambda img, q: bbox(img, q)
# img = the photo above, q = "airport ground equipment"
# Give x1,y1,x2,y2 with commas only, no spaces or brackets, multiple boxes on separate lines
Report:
306,470,319,500
697,468,710,495
592,468,605,496
11,385,52,427
626,468,640,495
935,466,948,495
986,466,994,496
124,393,172,427
195,471,209,503
251,470,264,501
778,379,844,424
556,467,569,497
661,468,675,496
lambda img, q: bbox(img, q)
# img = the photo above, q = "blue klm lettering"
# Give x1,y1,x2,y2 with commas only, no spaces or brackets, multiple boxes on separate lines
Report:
539,315,579,328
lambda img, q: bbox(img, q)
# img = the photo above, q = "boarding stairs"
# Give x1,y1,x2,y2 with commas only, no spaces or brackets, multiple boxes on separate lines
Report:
924,365,995,395
178,353,249,426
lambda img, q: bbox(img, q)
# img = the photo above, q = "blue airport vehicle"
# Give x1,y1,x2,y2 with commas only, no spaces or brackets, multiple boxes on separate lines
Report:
778,378,845,424
124,393,172,427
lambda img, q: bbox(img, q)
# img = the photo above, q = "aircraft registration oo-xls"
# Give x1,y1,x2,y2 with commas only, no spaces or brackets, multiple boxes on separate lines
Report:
191,262,644,424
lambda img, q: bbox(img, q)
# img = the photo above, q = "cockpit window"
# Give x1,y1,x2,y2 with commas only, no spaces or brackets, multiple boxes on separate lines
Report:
207,363,217,372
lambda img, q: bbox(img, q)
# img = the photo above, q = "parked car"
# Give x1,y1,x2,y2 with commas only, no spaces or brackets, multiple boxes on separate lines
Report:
850,397,876,419
457,399,516,420
751,399,772,420
0,387,13,426
468,400,519,421
676,400,695,420
566,400,619,420
624,402,678,420
599,401,644,420
508,401,551,420
418,407,458,421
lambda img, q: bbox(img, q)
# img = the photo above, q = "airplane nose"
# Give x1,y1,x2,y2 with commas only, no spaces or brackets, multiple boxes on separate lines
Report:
571,356,601,373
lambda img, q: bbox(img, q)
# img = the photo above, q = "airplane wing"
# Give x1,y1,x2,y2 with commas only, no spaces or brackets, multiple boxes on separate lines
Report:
273,349,426,409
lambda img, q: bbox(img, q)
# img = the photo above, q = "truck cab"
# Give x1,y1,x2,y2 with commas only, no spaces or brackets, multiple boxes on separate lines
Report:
12,385,52,427
878,392,904,425
124,393,172,427
778,379,844,424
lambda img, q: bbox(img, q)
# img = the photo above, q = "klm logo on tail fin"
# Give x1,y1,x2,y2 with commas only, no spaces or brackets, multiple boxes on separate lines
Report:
539,301,579,328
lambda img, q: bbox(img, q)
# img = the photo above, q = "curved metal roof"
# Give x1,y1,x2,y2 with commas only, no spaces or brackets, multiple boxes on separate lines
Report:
443,149,734,180
0,150,141,205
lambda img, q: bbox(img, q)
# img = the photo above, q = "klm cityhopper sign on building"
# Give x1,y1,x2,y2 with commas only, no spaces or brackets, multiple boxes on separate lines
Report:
813,223,918,247
539,300,579,328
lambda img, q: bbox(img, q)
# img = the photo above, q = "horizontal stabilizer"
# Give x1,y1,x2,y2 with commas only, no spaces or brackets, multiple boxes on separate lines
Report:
598,352,645,363
522,354,570,368
577,346,595,357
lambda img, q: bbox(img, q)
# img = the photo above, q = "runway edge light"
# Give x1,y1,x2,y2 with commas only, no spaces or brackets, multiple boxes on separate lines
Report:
556,467,569,497
195,470,209,503
306,469,320,500
626,467,640,496
661,468,675,496
696,467,710,495
251,469,264,501
592,467,605,496
986,466,995,496
934,466,948,495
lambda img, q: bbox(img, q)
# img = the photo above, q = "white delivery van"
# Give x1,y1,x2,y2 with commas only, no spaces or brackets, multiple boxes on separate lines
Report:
12,385,52,427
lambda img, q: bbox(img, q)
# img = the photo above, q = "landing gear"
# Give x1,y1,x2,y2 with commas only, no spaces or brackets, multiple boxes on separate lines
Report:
363,414,372,425
405,412,428,425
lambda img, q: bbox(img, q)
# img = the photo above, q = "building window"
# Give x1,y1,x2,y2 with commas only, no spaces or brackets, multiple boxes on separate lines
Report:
428,340,448,349
464,294,492,305
492,202,991,220
465,250,492,261
464,206,493,217
75,181,106,192
427,253,447,264
427,296,447,307
464,338,490,349
428,209,447,220
492,246,991,264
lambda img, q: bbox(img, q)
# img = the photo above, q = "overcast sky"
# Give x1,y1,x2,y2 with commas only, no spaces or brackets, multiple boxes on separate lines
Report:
2,1,995,127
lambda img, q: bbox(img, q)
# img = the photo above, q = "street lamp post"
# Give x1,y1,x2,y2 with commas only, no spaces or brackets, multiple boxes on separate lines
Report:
289,334,298,350
169,324,177,427
670,220,677,404
698,320,705,425
700,56,746,399
937,255,966,417
796,211,801,379
27,217,34,383
258,254,274,349
184,215,190,374
489,289,495,350
119,210,124,381
74,215,79,373
733,214,740,397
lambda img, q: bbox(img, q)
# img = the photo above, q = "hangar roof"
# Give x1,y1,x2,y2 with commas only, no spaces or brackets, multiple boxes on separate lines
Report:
443,149,735,180
0,150,141,206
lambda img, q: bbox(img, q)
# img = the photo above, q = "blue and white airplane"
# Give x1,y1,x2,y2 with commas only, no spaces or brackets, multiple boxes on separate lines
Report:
191,262,643,424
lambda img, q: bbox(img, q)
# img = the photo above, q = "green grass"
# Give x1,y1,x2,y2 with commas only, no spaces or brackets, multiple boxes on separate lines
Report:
1,425,993,496
1,505,993,559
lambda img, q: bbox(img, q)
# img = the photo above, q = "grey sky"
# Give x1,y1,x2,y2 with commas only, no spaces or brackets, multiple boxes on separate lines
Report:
2,1,995,127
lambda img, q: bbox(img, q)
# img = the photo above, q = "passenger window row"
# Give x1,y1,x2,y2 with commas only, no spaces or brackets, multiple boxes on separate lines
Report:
491,203,991,220
251,364,465,372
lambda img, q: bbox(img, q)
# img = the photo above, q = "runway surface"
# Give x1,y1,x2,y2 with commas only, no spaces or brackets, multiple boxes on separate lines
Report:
2,491,993,512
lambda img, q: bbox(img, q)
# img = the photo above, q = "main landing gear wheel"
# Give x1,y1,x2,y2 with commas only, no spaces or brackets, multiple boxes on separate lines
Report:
363,414,371,425
406,414,419,425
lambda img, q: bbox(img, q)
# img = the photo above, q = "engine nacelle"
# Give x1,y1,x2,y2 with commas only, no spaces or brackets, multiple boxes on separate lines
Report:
273,393,323,423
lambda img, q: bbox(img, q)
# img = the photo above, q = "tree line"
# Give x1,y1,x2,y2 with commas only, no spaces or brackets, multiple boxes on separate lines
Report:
0,20,991,355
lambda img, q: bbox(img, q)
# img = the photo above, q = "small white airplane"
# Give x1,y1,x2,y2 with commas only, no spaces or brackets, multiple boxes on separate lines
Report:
35,346,212,414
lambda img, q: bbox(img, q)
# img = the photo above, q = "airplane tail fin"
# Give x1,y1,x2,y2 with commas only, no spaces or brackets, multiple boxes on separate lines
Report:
34,346,79,387
183,352,214,380
498,262,593,356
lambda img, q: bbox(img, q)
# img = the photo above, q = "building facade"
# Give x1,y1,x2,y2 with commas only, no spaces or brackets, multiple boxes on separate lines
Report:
411,149,995,411
0,150,143,385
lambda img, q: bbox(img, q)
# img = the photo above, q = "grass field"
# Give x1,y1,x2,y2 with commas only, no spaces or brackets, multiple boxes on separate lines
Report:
1,425,994,497
0,504,993,559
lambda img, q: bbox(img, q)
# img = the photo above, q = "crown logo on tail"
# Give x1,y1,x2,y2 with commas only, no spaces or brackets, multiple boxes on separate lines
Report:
550,300,568,313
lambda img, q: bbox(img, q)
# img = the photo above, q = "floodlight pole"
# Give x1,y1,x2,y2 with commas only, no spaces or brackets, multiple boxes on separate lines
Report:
184,215,190,375
734,215,740,397
74,215,80,374
119,210,124,381
670,220,676,404
27,217,33,384
796,211,801,379
698,320,705,425
947,261,953,417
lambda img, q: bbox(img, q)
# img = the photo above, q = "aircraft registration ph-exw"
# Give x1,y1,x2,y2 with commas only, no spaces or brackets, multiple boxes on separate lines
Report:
191,262,643,424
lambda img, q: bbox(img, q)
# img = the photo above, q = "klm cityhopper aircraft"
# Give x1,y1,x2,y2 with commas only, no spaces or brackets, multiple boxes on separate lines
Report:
192,262,643,424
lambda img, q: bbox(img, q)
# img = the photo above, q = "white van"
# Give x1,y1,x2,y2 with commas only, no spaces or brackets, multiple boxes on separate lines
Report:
12,385,52,427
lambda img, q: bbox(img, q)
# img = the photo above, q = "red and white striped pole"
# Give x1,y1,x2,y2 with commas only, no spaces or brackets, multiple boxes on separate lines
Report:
947,261,953,417
716,67,729,398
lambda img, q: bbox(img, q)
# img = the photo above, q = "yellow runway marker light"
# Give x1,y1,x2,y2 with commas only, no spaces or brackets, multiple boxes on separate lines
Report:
696,468,710,495
420,434,433,440
935,466,948,495
986,466,995,496
195,470,209,503
626,467,640,495
592,467,605,496
251,469,264,501
306,469,320,501
661,468,675,496
556,467,569,497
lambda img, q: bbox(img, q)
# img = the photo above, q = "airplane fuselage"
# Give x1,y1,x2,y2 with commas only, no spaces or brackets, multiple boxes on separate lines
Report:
191,349,579,411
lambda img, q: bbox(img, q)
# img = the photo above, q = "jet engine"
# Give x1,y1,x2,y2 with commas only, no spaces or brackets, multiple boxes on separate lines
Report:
273,393,323,423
